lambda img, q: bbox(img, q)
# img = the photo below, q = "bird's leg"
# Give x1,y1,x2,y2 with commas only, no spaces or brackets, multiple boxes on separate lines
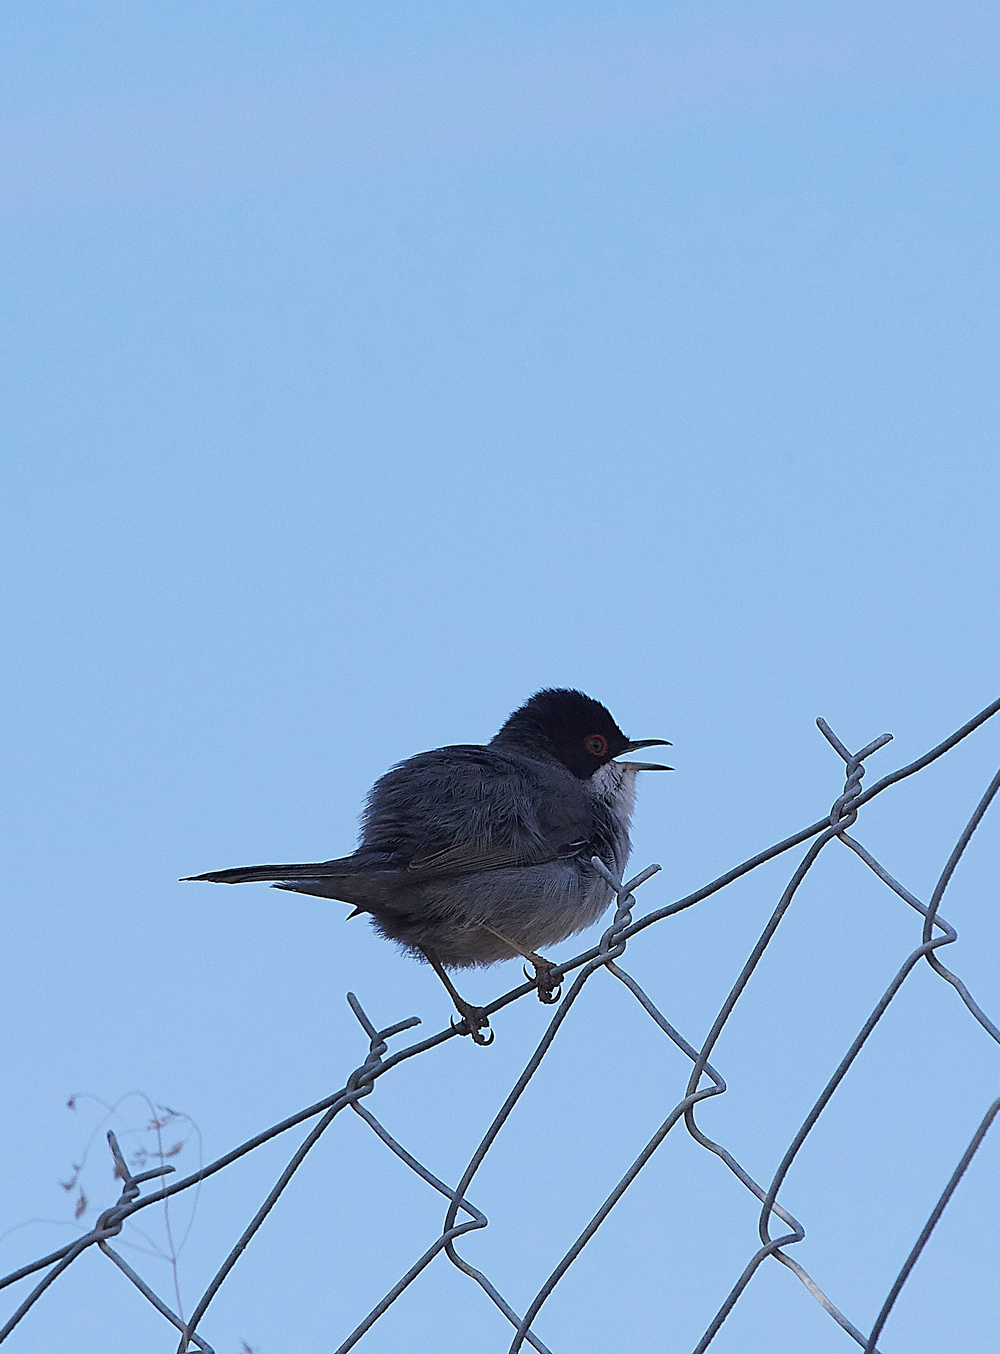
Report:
420,948,494,1045
480,925,563,1005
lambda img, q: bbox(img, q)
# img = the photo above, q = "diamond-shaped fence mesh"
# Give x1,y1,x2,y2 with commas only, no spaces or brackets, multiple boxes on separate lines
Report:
3,696,999,1353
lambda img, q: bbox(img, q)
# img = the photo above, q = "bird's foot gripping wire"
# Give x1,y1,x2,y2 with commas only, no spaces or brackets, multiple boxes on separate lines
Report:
421,947,496,1046
524,957,562,1005
449,1000,495,1045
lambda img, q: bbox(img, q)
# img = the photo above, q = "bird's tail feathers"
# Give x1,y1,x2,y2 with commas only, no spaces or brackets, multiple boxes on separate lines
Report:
182,856,357,885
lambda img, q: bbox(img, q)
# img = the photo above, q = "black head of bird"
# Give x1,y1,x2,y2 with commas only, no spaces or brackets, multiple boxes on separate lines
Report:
489,687,671,778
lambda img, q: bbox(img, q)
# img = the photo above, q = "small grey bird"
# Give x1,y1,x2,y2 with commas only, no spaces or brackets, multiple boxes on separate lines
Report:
183,689,670,1044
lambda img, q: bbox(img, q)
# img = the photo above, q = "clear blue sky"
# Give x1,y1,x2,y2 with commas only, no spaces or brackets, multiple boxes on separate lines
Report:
2,3,999,1351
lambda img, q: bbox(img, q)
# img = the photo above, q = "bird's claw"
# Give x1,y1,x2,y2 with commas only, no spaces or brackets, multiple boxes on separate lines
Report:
524,961,562,1005
450,1009,494,1046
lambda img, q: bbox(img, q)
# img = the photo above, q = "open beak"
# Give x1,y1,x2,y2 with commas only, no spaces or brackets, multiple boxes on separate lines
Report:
615,738,673,771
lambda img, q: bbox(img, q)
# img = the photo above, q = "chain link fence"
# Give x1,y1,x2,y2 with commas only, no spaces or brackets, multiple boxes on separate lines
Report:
3,696,999,1352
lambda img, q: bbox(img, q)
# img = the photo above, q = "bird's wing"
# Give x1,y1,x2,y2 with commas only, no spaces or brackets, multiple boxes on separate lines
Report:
405,840,533,877
358,745,599,880
404,835,594,878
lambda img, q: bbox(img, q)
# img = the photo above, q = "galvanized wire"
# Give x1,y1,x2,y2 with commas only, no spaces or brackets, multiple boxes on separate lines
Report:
3,695,999,1352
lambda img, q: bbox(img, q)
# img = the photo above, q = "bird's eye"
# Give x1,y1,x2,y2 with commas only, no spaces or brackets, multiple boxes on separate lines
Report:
584,734,608,757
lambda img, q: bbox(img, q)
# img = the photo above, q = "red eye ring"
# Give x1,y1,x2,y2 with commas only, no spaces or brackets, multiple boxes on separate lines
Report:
584,734,608,757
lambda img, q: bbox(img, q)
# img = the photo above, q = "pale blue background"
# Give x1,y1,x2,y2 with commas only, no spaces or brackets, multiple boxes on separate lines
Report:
2,3,999,1350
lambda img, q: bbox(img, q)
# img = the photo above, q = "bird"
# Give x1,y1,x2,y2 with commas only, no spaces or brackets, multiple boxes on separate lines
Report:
183,688,670,1044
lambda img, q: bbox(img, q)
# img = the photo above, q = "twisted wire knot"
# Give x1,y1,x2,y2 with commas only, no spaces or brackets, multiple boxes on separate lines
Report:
816,718,893,834
93,1131,175,1239
345,1039,386,1099
828,753,866,831
345,993,421,1098
592,859,662,959
94,1184,140,1239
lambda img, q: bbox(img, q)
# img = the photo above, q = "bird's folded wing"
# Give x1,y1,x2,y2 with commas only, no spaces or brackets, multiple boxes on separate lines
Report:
405,836,592,877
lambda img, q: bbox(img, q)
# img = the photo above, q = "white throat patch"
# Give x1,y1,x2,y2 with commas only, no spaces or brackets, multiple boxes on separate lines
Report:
590,760,638,828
